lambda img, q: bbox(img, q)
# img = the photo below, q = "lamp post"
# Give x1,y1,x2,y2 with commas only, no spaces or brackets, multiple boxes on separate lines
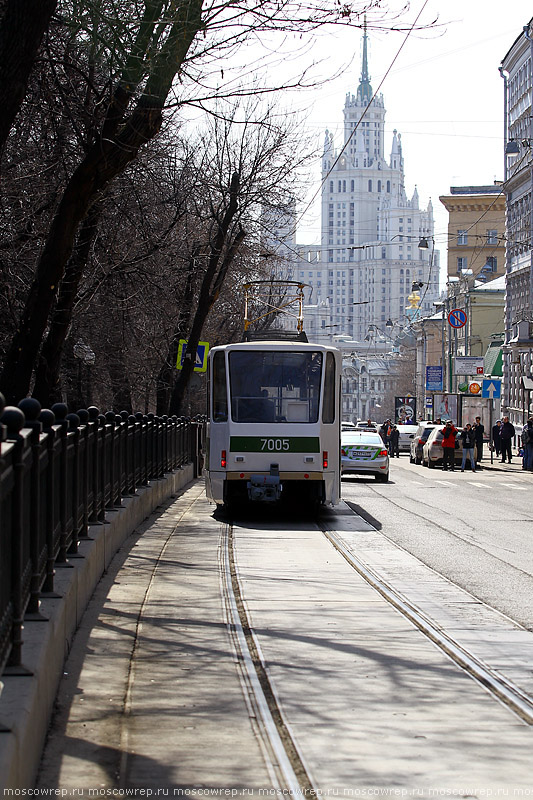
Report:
73,339,96,407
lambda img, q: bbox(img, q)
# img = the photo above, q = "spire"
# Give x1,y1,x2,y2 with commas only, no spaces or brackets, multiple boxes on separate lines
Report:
357,16,373,103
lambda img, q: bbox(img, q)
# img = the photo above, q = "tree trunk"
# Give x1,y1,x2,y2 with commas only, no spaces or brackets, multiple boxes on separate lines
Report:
32,203,102,406
168,172,245,415
0,0,57,158
156,256,197,415
0,0,203,404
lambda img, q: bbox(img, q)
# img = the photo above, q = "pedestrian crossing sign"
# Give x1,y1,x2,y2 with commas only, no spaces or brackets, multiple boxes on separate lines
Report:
176,340,209,372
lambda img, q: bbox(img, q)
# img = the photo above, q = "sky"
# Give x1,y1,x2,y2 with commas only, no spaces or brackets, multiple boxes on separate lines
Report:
290,0,533,277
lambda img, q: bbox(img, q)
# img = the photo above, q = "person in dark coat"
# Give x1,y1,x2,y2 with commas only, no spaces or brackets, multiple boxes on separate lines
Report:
473,416,484,466
388,424,400,457
492,420,502,457
460,424,476,472
379,419,391,447
521,418,533,471
500,416,515,463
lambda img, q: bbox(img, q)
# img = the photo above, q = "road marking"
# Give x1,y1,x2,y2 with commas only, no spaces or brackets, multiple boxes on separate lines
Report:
468,482,490,488
501,483,528,490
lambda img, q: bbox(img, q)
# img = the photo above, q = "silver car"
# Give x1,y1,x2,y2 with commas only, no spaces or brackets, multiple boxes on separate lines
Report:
341,431,390,482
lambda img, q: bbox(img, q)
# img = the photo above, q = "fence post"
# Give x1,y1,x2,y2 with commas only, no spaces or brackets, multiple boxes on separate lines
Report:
76,408,91,539
87,407,101,524
2,407,32,673
39,409,61,596
66,413,82,555
18,398,46,617
51,403,72,563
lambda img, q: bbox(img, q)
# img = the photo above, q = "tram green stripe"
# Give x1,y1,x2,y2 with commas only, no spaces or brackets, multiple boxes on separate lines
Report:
230,436,320,453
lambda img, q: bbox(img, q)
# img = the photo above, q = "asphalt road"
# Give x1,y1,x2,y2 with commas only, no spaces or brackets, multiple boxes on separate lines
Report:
35,472,533,794
340,453,533,629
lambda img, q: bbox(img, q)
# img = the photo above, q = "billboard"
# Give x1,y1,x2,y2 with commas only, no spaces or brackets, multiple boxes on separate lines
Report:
432,393,458,424
395,396,417,423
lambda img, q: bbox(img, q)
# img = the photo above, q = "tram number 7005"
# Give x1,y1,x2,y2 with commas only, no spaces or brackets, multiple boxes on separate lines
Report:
261,438,290,451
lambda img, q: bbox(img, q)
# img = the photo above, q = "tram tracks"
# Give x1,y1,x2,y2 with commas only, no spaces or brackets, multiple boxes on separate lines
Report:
319,522,533,727
220,520,314,796
223,502,533,787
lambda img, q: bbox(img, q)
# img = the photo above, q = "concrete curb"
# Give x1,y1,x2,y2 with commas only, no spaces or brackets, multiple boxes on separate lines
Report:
0,463,195,791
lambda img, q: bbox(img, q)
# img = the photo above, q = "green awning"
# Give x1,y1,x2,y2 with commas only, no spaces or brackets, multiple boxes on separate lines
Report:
484,344,503,377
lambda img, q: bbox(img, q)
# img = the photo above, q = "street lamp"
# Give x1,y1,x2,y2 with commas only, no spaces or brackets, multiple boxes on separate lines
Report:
73,339,96,407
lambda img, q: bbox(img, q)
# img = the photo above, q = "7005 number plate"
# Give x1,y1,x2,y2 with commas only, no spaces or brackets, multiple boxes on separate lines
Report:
230,436,320,453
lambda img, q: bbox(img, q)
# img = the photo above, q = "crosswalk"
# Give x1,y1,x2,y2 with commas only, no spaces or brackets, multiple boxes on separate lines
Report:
410,477,528,490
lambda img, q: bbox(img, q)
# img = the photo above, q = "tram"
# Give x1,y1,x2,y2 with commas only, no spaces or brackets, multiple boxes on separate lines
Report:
204,282,341,509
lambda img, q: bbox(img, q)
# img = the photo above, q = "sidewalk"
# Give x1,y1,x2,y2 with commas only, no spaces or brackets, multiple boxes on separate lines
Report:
478,453,531,473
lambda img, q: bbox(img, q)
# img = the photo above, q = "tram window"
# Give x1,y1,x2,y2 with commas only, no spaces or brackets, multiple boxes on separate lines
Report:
212,351,228,422
229,351,322,423
322,352,336,424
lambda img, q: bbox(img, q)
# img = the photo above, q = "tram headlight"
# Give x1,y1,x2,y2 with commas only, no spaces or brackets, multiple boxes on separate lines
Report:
323,451,328,469
221,450,227,468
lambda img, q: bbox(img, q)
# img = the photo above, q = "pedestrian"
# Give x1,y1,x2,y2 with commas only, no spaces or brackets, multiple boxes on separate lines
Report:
460,424,476,472
499,416,516,463
492,420,502,458
521,418,533,471
440,419,458,471
379,419,391,447
388,424,400,457
473,416,484,467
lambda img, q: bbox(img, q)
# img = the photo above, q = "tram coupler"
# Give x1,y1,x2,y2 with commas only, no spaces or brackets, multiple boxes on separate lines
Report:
247,463,282,503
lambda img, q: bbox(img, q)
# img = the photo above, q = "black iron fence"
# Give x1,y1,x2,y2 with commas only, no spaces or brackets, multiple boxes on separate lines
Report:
0,394,204,677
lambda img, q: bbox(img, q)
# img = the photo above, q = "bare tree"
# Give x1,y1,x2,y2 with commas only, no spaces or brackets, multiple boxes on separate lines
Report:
0,0,420,404
0,0,57,158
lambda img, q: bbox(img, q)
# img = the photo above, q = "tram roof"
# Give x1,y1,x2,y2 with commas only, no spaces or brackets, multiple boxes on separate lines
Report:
210,339,341,353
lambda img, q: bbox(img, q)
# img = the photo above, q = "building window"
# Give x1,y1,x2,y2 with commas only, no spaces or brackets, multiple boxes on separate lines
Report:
485,256,497,272
457,230,468,245
387,180,391,192
457,256,468,272
368,180,372,192
487,230,498,245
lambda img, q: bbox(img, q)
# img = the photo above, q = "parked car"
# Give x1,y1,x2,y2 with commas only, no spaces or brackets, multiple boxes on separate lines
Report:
341,430,390,482
409,422,437,465
396,422,419,453
341,421,357,431
355,420,379,431
422,426,476,468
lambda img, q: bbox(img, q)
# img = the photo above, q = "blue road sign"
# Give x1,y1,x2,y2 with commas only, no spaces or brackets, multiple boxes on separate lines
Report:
176,340,209,372
482,378,501,399
448,308,467,329
426,365,443,391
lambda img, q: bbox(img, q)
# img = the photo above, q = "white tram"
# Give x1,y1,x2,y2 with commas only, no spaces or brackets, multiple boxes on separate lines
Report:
204,334,342,508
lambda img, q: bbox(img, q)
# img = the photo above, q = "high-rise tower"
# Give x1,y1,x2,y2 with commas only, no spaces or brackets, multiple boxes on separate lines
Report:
299,25,440,342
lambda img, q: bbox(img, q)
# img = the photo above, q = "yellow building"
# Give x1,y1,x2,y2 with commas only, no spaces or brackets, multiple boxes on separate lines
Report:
439,185,506,281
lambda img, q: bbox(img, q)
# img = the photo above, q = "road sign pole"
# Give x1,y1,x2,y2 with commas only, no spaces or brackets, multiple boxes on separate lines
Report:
489,399,494,465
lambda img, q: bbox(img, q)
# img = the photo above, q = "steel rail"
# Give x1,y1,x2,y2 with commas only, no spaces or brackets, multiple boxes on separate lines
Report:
321,524,533,726
220,521,313,796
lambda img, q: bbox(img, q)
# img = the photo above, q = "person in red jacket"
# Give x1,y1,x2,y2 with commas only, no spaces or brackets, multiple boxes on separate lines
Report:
440,419,458,471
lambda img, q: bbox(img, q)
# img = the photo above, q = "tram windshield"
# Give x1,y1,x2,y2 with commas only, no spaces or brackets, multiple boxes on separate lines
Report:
229,350,322,424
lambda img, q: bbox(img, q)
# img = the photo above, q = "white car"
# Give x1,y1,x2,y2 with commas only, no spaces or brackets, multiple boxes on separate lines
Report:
341,430,390,482
396,423,419,452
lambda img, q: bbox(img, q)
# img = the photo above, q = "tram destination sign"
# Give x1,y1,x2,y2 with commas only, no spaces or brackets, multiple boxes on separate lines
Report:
230,436,320,453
